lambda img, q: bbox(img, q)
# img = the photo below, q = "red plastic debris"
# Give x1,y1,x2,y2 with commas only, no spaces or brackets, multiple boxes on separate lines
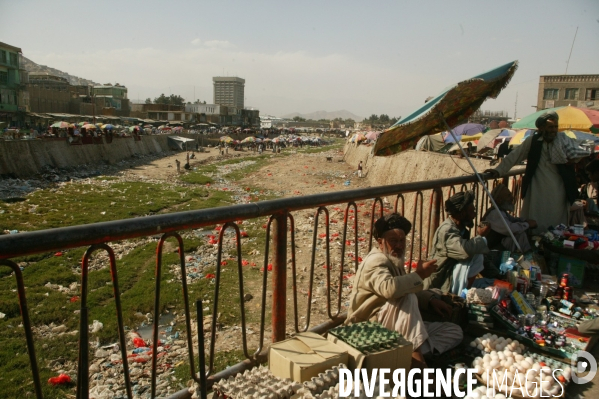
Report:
242,260,250,266
318,233,327,238
240,231,249,237
236,220,244,224
133,337,147,348
205,273,216,279
54,252,62,257
214,226,222,231
251,262,256,267
220,261,227,266
48,374,71,386
69,296,79,303
262,224,267,229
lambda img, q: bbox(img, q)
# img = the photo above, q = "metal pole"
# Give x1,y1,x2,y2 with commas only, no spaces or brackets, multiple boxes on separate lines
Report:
439,113,522,252
271,212,287,342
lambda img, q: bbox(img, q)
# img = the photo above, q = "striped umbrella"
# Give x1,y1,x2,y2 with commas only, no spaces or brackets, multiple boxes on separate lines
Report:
512,106,599,133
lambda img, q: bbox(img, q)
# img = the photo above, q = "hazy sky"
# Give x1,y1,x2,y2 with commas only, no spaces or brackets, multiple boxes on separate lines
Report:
2,0,598,119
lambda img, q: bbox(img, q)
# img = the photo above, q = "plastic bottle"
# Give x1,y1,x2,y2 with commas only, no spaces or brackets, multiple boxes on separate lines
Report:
499,257,515,274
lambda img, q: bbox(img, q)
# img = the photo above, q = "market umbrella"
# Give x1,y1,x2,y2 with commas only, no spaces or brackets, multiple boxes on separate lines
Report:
128,126,140,132
101,124,114,130
509,129,535,146
76,121,88,127
220,135,234,143
564,130,599,143
241,136,255,144
512,106,599,133
51,121,70,129
173,126,184,131
82,124,97,130
374,61,518,156
160,126,172,131
476,128,516,150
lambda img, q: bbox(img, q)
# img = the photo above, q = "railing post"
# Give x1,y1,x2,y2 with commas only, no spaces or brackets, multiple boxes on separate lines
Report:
272,212,288,342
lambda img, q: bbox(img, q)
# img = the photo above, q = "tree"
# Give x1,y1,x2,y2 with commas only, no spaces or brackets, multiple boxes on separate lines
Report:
154,93,170,104
145,98,152,104
292,116,306,122
379,114,390,123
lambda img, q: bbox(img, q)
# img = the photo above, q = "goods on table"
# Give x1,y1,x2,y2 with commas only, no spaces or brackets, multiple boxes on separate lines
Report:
212,365,302,398
471,333,572,398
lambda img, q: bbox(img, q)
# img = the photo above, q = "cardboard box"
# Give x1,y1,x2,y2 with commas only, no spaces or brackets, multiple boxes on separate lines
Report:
557,255,585,288
327,332,412,373
269,332,348,383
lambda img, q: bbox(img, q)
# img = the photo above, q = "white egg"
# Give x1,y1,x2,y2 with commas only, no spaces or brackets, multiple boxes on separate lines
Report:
470,341,477,347
480,396,488,399
492,334,498,340
491,354,499,361
506,338,512,343
509,365,517,373
525,356,534,364
504,358,513,367
495,394,506,399
491,350,497,356
475,338,481,344
483,354,491,362
515,354,524,362
489,360,499,369
550,385,560,396
477,344,484,350
481,372,488,383
525,381,536,394
521,361,531,370
498,352,505,360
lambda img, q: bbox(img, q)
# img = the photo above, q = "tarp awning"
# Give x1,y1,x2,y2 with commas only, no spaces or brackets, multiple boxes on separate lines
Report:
167,136,196,150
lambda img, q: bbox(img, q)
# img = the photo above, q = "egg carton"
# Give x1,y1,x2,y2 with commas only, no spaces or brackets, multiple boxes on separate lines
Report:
293,364,347,398
328,321,401,353
212,365,302,399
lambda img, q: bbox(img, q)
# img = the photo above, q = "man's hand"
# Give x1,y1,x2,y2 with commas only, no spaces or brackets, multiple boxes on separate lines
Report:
415,259,437,280
430,298,453,320
483,169,500,179
526,219,538,229
477,224,491,237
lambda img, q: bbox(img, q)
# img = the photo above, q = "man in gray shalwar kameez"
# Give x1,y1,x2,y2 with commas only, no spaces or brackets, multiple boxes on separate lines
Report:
486,112,590,233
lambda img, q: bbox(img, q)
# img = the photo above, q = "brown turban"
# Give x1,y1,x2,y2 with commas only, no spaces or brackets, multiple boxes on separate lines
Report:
490,184,512,206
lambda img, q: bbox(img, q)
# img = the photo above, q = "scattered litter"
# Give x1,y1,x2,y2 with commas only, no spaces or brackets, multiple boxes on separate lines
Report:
48,374,71,386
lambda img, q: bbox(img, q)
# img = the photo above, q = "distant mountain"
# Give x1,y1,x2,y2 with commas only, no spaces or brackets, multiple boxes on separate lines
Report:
282,110,362,121
21,56,99,86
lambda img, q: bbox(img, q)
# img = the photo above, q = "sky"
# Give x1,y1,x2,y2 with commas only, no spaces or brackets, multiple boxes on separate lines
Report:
2,0,599,120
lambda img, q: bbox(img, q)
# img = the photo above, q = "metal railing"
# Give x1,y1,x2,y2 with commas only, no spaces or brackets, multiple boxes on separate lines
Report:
0,167,524,399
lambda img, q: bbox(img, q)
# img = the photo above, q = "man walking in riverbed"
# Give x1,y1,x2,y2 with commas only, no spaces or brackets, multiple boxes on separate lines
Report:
358,161,363,178
175,159,181,173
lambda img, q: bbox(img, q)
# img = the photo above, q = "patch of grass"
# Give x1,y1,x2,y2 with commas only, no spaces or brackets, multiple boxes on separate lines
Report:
0,181,215,232
180,173,214,185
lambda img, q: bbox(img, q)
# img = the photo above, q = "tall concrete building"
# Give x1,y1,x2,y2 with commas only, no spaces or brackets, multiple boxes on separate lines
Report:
213,76,244,109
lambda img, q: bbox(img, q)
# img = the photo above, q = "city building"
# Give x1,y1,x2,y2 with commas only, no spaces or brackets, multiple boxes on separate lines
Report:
537,74,599,110
213,77,244,109
131,103,193,122
468,109,510,126
0,41,25,126
91,83,130,116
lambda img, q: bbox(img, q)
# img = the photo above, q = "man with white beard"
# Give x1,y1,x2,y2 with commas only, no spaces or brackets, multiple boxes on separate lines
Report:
482,184,537,253
345,213,463,367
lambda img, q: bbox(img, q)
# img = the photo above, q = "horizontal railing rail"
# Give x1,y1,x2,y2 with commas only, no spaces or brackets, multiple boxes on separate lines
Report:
0,167,524,399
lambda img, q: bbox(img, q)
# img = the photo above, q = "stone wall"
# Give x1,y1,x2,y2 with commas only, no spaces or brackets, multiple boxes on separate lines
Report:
0,135,173,177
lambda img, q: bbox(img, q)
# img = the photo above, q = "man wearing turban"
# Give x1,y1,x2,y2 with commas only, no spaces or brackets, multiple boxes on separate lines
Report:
486,111,590,232
425,191,490,295
482,184,537,253
346,213,463,367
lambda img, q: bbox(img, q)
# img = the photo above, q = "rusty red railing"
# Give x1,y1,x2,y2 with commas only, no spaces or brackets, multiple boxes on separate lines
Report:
0,168,524,399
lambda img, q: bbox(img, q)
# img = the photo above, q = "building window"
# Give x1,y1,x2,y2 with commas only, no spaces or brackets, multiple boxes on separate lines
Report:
586,89,599,101
543,89,559,100
0,71,7,85
0,51,6,63
564,88,579,100
9,53,17,66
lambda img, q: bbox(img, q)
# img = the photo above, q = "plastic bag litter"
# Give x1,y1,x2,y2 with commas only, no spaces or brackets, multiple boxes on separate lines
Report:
89,320,103,333
48,374,71,386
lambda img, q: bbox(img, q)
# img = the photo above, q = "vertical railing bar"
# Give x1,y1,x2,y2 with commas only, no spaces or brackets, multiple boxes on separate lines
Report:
394,193,405,215
0,260,43,399
368,197,384,251
256,217,273,354
271,212,287,343
288,214,300,333
196,300,208,399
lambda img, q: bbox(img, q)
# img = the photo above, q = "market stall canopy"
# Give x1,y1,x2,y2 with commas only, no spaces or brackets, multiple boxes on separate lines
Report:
476,128,516,150
512,106,599,133
50,121,70,129
441,123,486,143
509,129,535,146
167,136,196,150
373,60,518,156
220,135,234,143
415,133,445,152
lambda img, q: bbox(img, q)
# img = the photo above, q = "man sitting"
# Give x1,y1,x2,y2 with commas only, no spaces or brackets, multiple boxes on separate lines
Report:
346,213,463,367
426,191,490,295
482,184,537,253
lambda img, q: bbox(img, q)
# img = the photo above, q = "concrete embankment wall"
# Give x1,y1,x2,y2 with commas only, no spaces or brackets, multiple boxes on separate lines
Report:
343,143,495,256
0,136,175,177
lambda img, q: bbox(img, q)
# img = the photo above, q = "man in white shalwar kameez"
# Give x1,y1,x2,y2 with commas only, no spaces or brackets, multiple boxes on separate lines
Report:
486,112,590,233
346,214,463,367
